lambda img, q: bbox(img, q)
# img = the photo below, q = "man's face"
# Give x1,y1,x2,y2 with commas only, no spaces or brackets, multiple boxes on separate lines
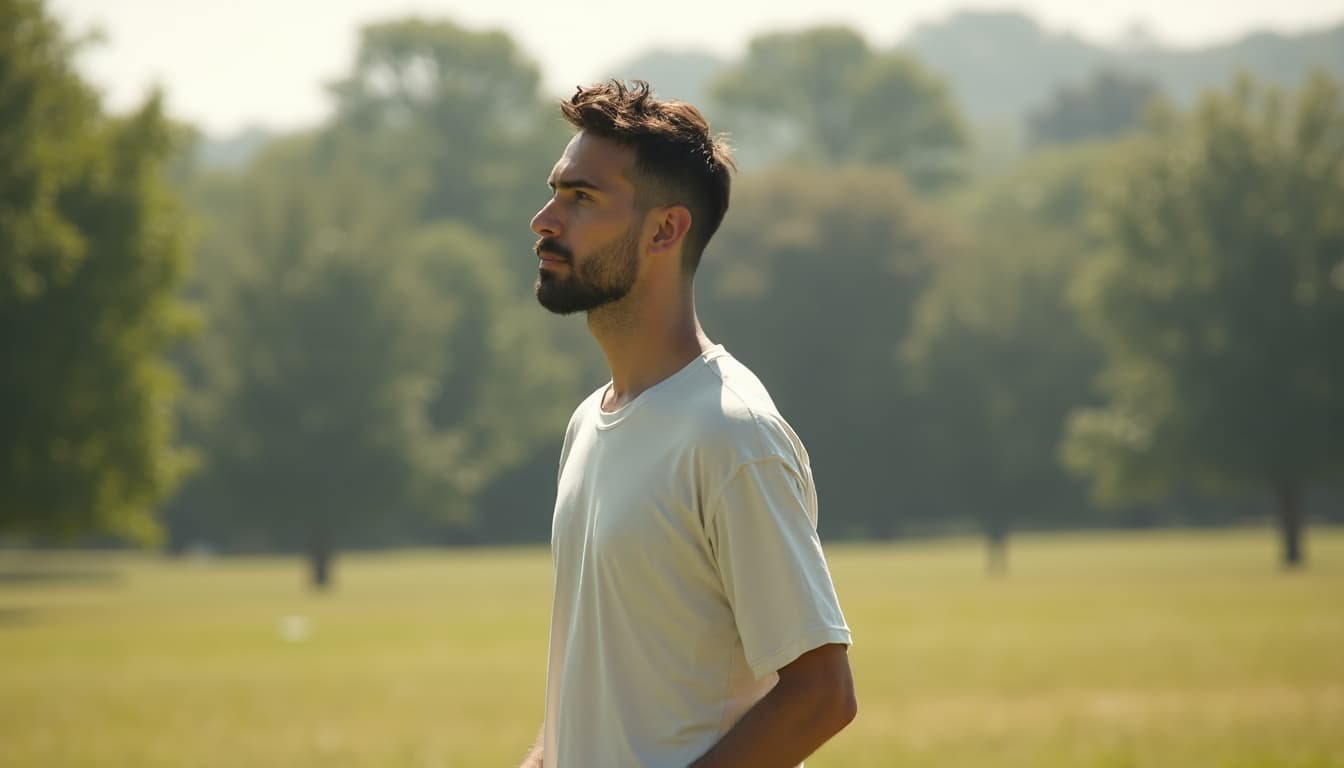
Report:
530,132,644,315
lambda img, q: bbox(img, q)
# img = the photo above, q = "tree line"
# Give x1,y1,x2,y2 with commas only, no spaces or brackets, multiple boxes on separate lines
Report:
3,1,1341,586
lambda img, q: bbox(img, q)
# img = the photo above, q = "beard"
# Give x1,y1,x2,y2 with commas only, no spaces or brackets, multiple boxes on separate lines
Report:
534,224,641,315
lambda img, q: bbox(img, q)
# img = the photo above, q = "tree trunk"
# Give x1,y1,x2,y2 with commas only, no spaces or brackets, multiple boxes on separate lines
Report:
1274,480,1306,569
307,527,334,591
985,522,1008,577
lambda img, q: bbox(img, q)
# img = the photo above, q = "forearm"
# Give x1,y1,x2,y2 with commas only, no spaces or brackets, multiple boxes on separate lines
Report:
688,675,855,768
518,726,543,768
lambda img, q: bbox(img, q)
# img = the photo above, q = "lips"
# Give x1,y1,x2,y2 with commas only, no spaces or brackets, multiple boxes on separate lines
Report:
535,238,572,264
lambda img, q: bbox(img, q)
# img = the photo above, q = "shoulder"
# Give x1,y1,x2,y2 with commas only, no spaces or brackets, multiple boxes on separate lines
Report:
685,350,810,469
561,383,607,446
570,383,608,425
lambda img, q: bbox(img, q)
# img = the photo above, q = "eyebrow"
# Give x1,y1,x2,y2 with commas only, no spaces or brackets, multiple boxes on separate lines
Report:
548,177,603,193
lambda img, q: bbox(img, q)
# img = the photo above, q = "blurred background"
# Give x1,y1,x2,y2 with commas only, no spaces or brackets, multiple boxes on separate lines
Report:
2,0,1343,765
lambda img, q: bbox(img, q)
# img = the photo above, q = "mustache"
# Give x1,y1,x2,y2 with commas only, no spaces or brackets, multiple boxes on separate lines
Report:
535,238,572,261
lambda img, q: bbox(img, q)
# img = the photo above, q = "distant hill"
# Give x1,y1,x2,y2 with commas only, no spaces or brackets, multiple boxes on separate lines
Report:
901,11,1106,123
1118,25,1344,103
604,49,727,109
187,12,1344,173
605,10,1344,137
903,10,1344,122
192,126,275,171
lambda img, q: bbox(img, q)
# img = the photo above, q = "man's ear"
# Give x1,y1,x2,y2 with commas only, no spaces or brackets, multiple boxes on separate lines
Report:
647,205,693,259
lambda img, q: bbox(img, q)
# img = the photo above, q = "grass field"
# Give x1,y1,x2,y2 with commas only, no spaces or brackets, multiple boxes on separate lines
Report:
1,528,1341,767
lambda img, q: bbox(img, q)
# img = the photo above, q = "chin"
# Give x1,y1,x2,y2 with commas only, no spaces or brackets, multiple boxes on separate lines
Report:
535,283,581,316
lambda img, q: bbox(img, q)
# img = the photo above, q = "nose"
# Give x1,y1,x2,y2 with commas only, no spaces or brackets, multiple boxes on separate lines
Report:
531,197,561,238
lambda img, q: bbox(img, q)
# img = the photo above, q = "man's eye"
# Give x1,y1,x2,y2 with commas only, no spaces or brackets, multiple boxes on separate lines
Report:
573,190,592,201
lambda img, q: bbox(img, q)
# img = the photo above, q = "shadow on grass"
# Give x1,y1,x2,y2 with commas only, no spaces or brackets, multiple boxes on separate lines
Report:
0,606,36,626
0,568,123,586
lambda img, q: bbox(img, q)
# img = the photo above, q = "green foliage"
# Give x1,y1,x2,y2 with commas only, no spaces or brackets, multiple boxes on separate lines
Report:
1065,73,1344,559
178,136,576,557
182,140,423,550
21,6,1343,559
712,26,967,189
701,167,954,536
1028,70,1162,148
905,145,1117,547
401,221,577,499
0,0,194,543
161,18,593,564
324,17,566,260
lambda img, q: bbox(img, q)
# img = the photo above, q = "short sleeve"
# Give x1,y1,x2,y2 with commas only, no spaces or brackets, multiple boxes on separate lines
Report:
707,456,852,680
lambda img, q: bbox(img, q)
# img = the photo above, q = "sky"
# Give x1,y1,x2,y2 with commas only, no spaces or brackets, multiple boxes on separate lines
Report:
48,0,1344,136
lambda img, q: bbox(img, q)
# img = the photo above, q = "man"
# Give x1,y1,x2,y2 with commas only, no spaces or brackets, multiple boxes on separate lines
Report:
520,80,855,768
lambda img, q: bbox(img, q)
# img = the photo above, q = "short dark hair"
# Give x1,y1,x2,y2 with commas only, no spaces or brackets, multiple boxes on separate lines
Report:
560,80,735,274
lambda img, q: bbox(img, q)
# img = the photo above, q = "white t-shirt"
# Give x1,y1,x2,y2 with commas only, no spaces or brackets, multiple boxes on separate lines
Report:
543,345,852,768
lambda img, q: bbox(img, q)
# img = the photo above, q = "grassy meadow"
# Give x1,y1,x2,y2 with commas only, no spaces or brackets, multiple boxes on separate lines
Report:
1,528,1341,767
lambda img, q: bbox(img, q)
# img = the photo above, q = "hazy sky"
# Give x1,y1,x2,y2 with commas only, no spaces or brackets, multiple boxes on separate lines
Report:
48,0,1344,136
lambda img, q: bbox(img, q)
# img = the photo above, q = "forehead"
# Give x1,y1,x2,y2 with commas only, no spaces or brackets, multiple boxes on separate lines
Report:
549,132,637,195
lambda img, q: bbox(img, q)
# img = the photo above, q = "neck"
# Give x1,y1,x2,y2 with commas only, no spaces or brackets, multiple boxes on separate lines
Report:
588,281,713,410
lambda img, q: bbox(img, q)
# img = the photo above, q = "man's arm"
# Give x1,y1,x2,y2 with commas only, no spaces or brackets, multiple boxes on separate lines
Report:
518,725,543,768
688,643,856,768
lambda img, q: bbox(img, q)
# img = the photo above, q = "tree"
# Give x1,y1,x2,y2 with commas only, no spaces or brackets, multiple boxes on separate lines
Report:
178,132,579,585
711,27,967,189
323,17,567,268
1064,73,1344,567
316,17,599,548
0,0,194,544
904,146,1113,572
1028,70,1161,148
699,167,955,538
